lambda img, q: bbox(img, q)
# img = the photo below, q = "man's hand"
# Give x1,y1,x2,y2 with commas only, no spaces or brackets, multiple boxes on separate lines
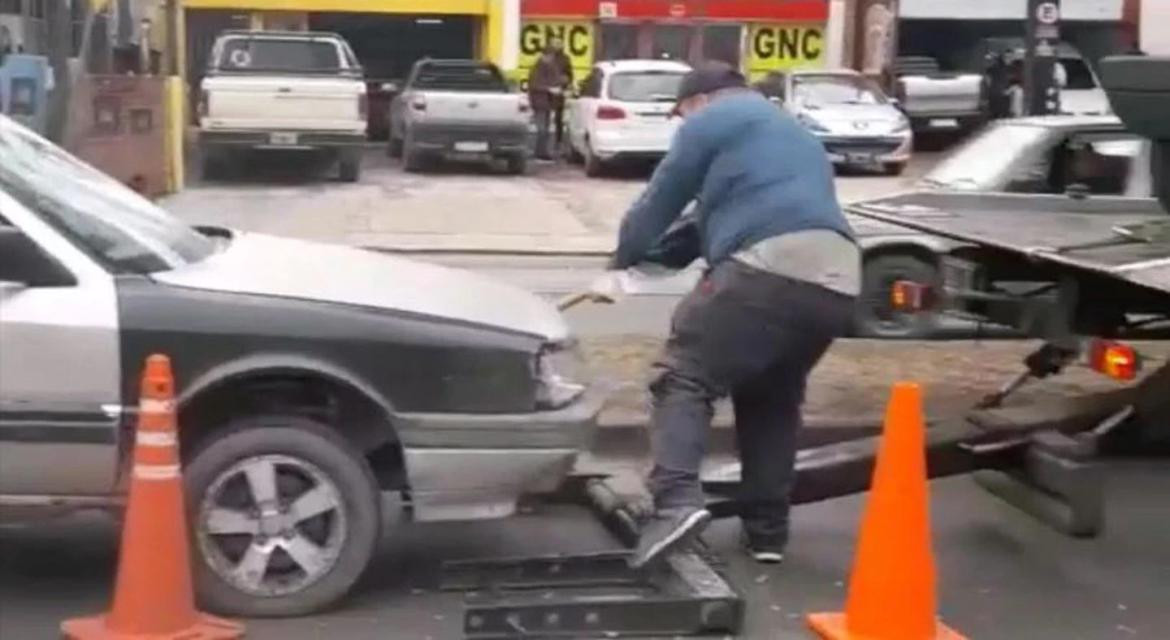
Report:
588,270,626,303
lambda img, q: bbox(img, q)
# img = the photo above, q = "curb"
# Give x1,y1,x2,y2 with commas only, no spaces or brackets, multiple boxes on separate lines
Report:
590,417,886,458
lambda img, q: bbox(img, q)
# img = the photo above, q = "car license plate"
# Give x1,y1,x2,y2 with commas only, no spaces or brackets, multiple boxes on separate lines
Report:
269,132,299,146
929,118,959,129
454,141,489,153
847,153,875,164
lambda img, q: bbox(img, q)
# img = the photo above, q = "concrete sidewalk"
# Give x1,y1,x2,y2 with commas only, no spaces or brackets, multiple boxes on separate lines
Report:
164,152,930,255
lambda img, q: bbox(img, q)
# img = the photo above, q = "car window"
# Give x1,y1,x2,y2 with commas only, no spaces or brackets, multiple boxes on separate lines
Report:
412,64,507,92
0,117,215,273
1062,133,1144,194
606,71,686,103
218,38,343,73
792,74,887,106
1057,58,1097,90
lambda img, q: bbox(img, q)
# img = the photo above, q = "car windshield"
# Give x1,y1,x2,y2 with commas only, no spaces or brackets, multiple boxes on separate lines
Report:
412,64,507,92
792,75,887,106
607,71,686,103
0,117,215,273
218,37,344,73
923,123,1052,189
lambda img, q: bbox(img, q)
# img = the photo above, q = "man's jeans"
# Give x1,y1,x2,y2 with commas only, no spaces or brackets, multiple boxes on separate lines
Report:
649,260,855,547
533,107,552,158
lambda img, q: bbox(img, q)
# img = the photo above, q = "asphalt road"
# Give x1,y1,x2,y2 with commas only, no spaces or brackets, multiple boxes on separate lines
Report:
2,462,1167,639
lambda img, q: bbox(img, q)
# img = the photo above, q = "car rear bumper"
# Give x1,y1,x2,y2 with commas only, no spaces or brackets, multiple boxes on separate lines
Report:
395,385,605,522
200,128,367,151
410,122,531,155
819,134,912,165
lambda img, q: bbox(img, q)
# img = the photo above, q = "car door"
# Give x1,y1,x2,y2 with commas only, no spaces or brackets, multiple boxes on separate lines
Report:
0,194,122,496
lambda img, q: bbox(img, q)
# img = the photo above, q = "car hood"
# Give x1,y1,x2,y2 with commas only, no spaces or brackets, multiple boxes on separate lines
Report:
799,103,905,134
153,232,570,342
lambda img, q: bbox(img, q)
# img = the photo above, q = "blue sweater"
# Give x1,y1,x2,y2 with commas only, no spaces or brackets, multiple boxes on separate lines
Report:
612,92,854,269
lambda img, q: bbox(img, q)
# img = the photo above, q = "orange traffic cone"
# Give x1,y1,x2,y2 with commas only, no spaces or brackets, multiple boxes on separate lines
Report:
62,355,244,640
807,382,966,640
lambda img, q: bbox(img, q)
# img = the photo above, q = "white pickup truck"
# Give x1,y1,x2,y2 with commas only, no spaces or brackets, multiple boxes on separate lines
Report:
388,59,532,174
894,56,985,135
198,31,368,182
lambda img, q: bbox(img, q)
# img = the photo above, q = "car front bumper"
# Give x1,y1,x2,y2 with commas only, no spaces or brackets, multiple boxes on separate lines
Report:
200,128,367,151
410,122,531,156
819,134,912,165
395,385,606,522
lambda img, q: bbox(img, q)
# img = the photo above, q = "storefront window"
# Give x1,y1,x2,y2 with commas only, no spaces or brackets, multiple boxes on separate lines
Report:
652,25,693,61
702,25,742,67
599,23,638,61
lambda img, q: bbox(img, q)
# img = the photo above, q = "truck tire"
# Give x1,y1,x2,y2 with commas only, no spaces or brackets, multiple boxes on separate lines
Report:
855,254,941,339
201,154,226,182
403,131,427,173
338,153,362,183
883,162,906,176
184,415,381,617
506,153,528,175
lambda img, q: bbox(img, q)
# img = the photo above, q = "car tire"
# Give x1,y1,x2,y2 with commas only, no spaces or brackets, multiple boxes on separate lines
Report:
339,153,362,183
184,415,381,618
506,154,528,175
584,139,605,178
883,162,906,177
855,254,941,339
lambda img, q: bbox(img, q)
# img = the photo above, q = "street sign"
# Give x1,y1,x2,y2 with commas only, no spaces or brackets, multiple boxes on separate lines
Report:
1036,2,1060,24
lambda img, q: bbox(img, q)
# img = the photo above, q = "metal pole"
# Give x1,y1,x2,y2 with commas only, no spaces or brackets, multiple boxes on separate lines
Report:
1024,0,1062,115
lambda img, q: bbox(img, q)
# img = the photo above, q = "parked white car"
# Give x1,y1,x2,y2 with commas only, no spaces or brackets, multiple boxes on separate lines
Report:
567,59,691,177
199,31,368,182
757,69,913,175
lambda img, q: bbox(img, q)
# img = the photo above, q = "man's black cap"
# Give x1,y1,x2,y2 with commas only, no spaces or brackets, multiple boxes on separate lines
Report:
674,61,748,114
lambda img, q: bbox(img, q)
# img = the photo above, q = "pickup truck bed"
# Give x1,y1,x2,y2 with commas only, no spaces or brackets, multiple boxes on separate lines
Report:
850,191,1170,294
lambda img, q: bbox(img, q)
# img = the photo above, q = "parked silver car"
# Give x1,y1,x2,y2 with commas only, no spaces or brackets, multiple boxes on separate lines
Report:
756,69,914,175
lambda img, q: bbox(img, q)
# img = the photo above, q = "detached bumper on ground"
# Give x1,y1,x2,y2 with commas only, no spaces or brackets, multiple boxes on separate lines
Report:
395,385,607,522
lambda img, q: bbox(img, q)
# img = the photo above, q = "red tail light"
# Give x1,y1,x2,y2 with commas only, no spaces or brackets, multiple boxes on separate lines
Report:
410,94,427,112
358,93,368,119
1089,340,1140,381
197,89,209,118
596,105,627,120
891,281,932,312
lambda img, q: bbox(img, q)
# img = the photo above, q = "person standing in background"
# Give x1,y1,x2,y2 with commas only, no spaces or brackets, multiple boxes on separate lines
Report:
527,43,568,161
547,37,574,155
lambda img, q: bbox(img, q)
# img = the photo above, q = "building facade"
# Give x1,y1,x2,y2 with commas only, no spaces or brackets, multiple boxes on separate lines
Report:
516,0,832,83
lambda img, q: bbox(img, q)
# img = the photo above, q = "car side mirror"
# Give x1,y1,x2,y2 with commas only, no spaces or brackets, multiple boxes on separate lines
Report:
0,226,76,288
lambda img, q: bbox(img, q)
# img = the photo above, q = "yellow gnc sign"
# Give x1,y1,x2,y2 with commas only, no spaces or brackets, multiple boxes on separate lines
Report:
746,23,827,79
517,21,595,82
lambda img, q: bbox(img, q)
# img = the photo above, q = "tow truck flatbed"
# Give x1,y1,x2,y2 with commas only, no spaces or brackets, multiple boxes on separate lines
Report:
850,191,1170,294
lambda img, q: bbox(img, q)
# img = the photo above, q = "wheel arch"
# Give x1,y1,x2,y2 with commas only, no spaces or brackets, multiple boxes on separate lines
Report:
177,354,407,490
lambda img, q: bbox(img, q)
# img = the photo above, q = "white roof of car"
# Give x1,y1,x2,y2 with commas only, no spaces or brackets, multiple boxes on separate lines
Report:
595,59,692,73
